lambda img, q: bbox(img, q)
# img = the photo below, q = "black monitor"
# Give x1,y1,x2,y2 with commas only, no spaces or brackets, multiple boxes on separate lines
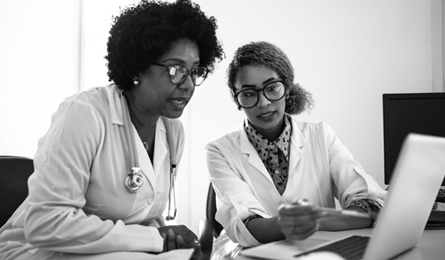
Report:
382,92,445,186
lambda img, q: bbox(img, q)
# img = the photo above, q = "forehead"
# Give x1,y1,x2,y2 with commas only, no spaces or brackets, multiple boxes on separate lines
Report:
159,38,200,64
235,65,279,88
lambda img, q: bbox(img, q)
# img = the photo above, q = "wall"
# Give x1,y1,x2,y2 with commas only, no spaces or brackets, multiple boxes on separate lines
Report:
0,0,442,235
178,0,442,233
0,0,81,158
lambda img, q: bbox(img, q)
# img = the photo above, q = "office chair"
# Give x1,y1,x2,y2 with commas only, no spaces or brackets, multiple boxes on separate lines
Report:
198,183,224,259
0,156,34,226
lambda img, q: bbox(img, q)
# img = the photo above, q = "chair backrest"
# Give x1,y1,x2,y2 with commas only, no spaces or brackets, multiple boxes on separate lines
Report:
0,156,34,226
206,183,223,238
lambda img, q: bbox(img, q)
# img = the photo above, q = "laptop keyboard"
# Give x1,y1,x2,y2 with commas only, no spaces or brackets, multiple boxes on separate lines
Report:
295,235,370,260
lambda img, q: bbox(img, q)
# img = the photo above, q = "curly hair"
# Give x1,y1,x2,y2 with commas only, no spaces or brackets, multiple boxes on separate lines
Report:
106,0,224,90
226,41,314,115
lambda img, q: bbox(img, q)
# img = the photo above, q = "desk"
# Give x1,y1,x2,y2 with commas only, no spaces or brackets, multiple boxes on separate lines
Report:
235,229,445,260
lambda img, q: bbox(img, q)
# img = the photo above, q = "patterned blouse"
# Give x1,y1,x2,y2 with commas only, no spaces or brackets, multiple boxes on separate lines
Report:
244,115,382,217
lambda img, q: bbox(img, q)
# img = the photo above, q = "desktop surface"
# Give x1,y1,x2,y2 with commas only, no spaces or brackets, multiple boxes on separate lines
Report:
235,228,445,260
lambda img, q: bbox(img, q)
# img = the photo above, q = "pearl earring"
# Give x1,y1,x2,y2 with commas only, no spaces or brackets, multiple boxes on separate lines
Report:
133,79,139,85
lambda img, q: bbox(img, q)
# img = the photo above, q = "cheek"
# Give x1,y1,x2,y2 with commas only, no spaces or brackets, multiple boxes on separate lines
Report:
243,109,258,121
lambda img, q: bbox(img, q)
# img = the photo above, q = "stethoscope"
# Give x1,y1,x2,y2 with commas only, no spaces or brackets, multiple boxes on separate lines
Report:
122,93,177,220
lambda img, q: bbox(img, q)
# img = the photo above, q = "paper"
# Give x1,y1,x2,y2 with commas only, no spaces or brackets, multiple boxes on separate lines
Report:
240,238,330,260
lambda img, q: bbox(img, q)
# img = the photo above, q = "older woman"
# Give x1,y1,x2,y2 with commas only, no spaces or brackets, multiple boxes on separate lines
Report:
0,1,223,259
205,41,386,258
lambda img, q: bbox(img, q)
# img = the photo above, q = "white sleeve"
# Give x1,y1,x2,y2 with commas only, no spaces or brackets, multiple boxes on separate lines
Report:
204,140,263,247
324,122,387,208
24,98,164,254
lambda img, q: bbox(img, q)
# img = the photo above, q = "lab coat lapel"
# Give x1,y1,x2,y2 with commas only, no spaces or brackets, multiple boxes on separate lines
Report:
239,126,272,181
288,120,306,175
133,125,156,191
153,119,168,177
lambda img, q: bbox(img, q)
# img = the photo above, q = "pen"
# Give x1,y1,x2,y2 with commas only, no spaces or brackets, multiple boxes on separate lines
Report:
316,207,372,219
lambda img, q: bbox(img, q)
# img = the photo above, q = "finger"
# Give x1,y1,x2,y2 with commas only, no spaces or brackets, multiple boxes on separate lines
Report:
176,235,184,248
287,222,319,241
162,233,167,252
165,229,176,251
295,198,311,206
278,204,316,216
192,238,201,250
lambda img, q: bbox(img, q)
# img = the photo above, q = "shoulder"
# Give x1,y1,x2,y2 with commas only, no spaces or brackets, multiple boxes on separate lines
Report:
57,86,109,116
289,116,334,134
205,125,242,150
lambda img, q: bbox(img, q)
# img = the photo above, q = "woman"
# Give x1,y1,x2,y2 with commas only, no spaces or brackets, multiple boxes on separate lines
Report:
204,41,386,256
0,0,223,259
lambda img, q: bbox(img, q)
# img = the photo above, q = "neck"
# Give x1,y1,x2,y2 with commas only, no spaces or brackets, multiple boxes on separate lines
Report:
124,89,159,141
251,116,285,142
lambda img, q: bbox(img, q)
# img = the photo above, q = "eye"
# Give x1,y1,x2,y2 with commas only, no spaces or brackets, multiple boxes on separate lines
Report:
265,82,282,92
240,90,256,98
168,66,178,76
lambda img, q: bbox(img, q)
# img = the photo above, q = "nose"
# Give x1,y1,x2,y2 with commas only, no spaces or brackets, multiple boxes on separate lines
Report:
177,74,195,91
257,91,271,108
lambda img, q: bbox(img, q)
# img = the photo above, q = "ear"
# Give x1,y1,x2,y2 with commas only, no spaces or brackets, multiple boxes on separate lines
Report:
132,75,140,86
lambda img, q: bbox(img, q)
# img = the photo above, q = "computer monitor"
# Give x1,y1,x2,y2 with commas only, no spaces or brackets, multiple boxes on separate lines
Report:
382,92,445,186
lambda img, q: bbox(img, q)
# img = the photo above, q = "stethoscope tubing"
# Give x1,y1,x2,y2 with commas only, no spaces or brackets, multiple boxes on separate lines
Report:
121,91,177,220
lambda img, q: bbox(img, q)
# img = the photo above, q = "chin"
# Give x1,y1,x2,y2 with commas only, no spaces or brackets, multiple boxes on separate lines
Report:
164,110,184,119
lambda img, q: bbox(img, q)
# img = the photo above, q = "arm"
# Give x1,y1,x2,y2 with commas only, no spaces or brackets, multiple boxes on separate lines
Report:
323,122,386,230
244,216,284,243
25,95,163,254
205,137,285,247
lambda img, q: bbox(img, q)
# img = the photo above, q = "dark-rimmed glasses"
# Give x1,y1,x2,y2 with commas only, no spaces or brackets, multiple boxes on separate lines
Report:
234,80,286,109
152,63,209,86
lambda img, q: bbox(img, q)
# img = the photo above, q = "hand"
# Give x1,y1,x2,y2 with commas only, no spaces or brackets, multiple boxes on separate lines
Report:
277,199,321,241
158,225,202,258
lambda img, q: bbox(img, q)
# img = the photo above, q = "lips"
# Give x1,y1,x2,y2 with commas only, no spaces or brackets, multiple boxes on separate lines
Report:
171,97,190,108
259,111,275,118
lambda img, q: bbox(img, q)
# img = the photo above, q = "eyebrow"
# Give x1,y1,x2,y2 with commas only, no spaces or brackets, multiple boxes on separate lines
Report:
161,58,200,66
240,77,279,89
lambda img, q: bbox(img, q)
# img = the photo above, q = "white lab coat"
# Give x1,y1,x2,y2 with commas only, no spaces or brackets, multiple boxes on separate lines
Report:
0,85,193,259
205,118,387,247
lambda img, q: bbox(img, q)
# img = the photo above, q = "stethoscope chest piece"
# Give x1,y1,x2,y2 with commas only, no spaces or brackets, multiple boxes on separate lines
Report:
125,167,144,193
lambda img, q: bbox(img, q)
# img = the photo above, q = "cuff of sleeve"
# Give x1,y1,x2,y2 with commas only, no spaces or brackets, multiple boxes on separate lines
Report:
243,214,262,228
109,221,164,253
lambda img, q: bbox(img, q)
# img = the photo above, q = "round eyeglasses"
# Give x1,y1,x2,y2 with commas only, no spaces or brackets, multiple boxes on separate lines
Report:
234,80,286,109
152,63,209,86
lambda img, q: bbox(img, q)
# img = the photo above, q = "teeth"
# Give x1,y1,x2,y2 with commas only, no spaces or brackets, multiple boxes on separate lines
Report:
261,112,273,118
172,99,185,105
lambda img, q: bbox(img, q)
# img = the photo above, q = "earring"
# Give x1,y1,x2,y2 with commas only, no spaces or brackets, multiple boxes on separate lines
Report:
133,79,139,85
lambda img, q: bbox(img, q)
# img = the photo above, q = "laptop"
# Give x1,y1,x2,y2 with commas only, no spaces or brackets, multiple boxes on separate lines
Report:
241,133,445,260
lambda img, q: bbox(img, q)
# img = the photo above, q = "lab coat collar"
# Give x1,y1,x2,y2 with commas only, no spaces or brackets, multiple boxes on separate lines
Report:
288,116,306,176
106,84,125,126
239,119,268,179
135,118,168,189
239,116,306,182
106,84,169,190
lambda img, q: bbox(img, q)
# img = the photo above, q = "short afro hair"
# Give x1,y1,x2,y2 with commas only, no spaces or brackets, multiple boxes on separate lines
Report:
106,0,224,90
226,41,313,115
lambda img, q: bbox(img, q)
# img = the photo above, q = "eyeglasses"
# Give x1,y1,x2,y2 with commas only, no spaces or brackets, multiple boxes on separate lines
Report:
152,63,209,86
234,80,286,109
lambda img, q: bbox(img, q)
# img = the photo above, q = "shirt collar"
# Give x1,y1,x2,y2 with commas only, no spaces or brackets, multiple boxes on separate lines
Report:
244,115,292,158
